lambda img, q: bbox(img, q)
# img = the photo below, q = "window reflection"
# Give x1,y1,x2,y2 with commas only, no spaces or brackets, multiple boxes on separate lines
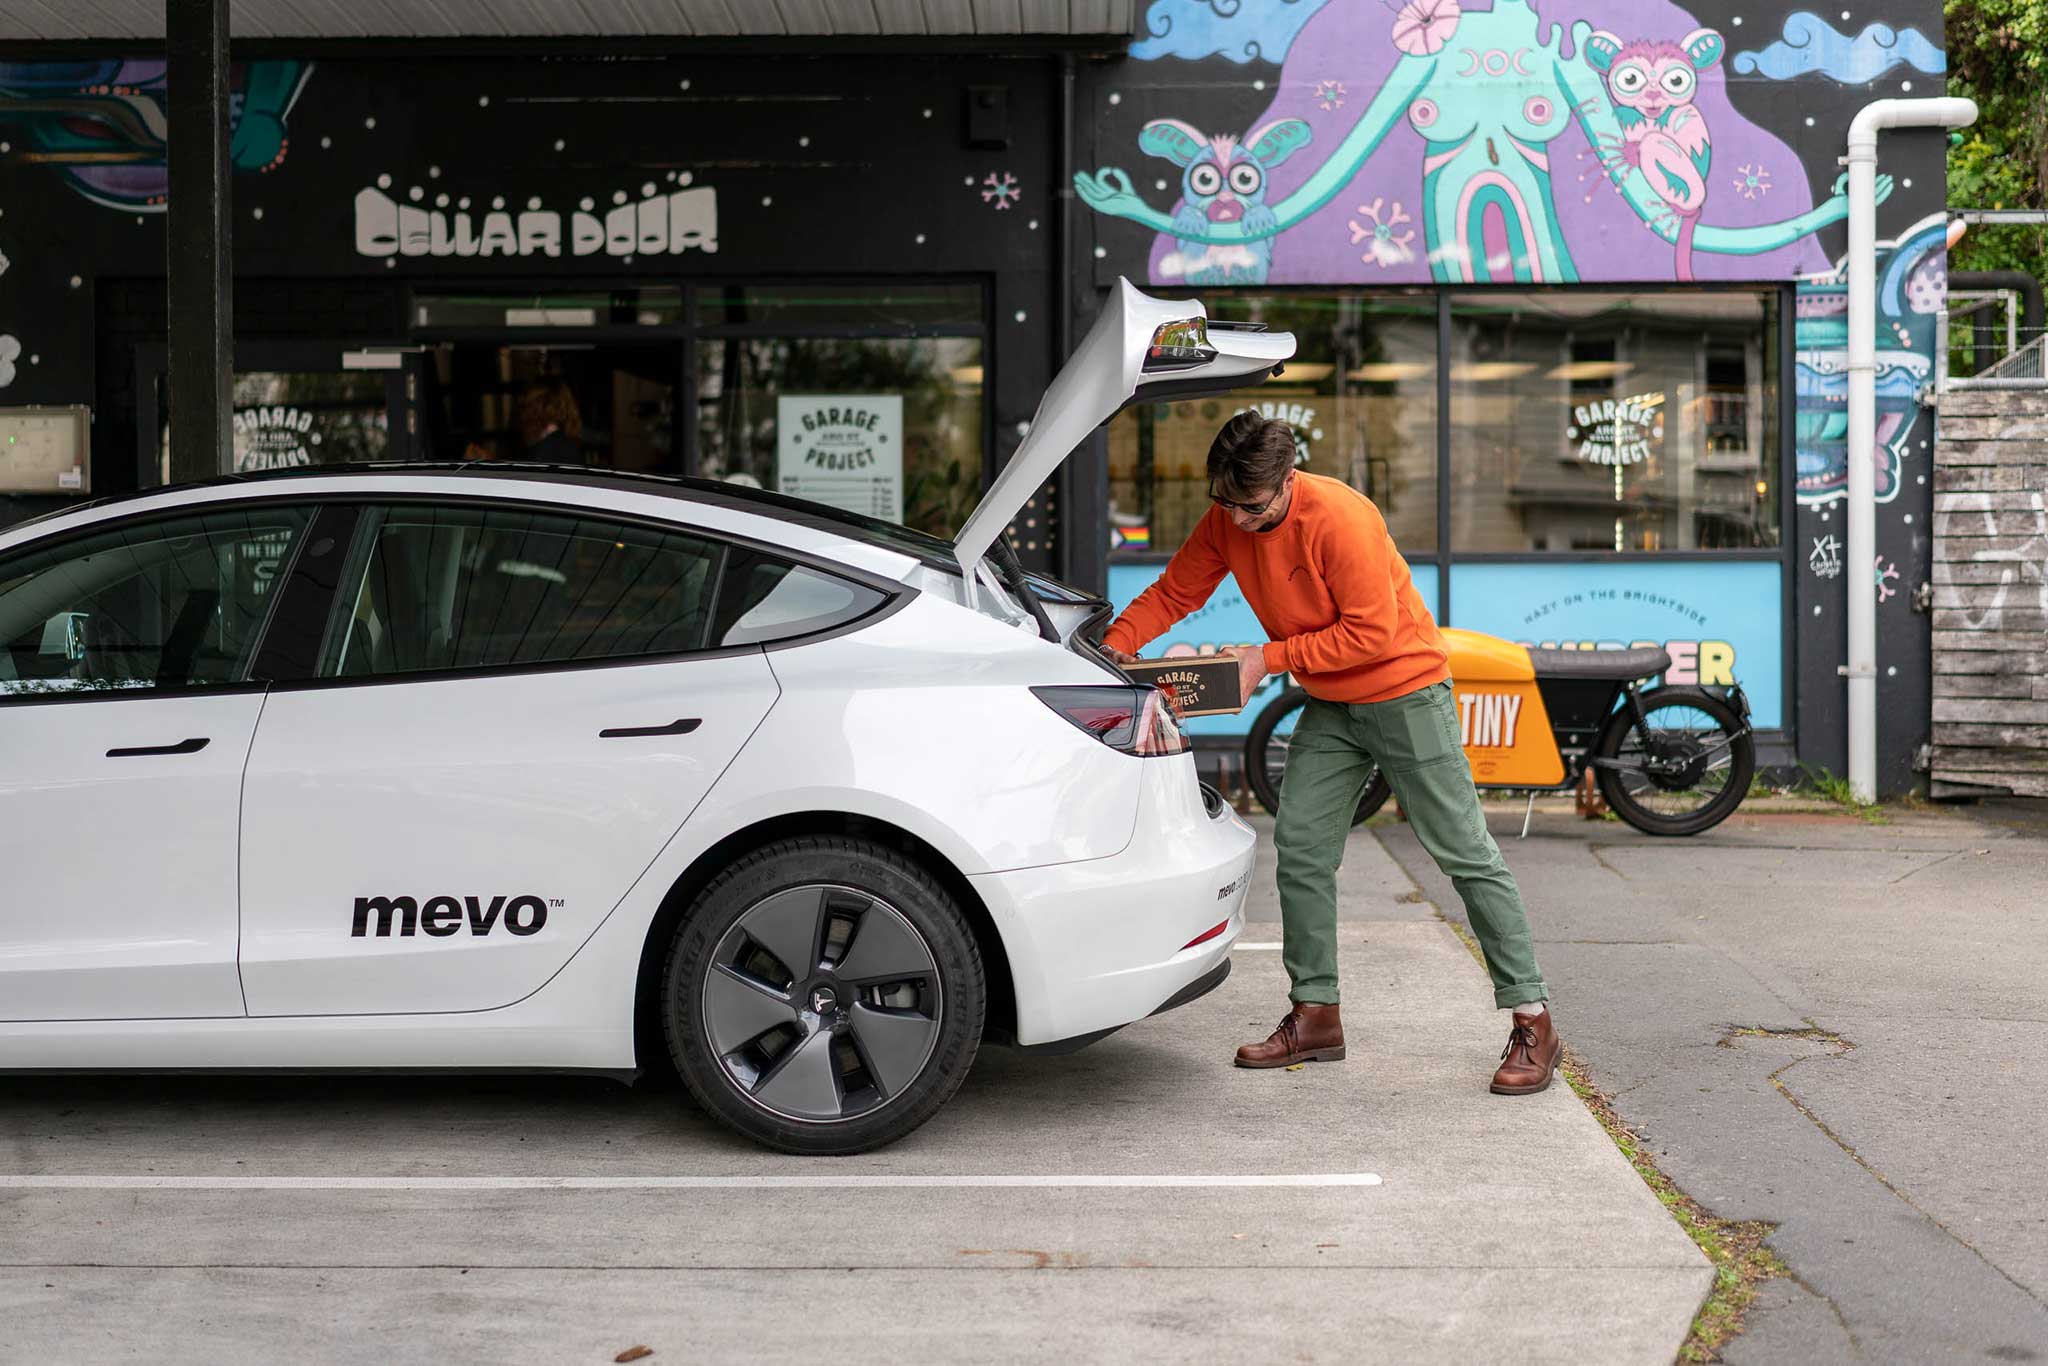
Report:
1449,292,1778,551
1108,293,1437,556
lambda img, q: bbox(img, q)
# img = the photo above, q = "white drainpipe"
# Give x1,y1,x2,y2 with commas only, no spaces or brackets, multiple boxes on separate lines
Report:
1844,97,1977,803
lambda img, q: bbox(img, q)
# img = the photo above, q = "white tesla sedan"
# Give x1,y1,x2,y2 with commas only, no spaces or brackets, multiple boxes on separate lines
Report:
0,281,1292,1153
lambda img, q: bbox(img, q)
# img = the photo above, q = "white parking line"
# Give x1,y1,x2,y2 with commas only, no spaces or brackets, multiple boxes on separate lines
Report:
0,1173,1382,1191
1234,942,1284,950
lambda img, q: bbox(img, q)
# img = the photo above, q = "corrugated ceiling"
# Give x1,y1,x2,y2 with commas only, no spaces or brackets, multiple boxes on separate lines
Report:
0,0,1136,40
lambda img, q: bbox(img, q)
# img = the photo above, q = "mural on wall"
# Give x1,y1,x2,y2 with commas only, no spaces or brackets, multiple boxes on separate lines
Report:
1792,213,1948,506
0,60,310,211
1077,0,1944,286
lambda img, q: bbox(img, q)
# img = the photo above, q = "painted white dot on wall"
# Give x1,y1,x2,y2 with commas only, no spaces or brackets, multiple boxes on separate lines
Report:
679,171,693,186
1732,14,1742,23
798,136,810,148
27,354,36,365
623,255,634,265
1016,421,1030,437
1108,93,1122,105
1155,179,1169,191
1901,81,1912,92
527,196,542,210
458,197,471,209
1252,80,1266,91
1904,513,1914,523
491,196,505,209
1094,245,1107,258
364,117,376,130
1841,9,1850,19
1918,474,1927,485
1902,178,1913,189
915,233,926,244
923,108,933,118
1805,116,1816,127
614,190,628,205
1028,219,1039,230
478,96,490,107
642,182,657,197
428,165,441,179
408,186,423,201
320,136,332,148
679,79,691,90
761,196,773,207
436,193,449,207
252,207,265,220
68,275,80,288
377,173,392,189
385,259,396,269
964,177,975,186
580,197,594,211
1814,605,1824,616
1887,666,1898,677
554,139,566,151
1014,310,1028,323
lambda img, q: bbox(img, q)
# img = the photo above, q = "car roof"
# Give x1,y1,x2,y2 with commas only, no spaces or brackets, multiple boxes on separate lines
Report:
19,461,963,572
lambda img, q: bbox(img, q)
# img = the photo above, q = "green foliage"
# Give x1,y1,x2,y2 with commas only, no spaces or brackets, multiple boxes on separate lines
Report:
1947,0,2048,280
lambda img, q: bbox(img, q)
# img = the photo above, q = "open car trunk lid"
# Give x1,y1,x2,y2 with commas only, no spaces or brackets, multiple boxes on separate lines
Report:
951,278,1296,576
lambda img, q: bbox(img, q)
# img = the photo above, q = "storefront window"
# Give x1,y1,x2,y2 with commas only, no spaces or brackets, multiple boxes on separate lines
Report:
701,283,983,330
418,344,676,471
696,336,984,537
1107,293,1437,557
1449,292,1779,552
158,372,393,480
413,289,682,330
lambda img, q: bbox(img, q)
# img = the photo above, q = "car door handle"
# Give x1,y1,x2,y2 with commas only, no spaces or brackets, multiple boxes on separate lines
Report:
106,737,211,758
599,718,702,739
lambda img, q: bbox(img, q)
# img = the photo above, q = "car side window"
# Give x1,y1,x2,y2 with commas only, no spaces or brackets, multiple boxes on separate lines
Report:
0,505,310,698
710,548,887,648
329,504,720,678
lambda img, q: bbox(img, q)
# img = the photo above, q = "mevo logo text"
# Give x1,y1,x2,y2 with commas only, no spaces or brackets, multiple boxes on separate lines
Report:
351,895,549,939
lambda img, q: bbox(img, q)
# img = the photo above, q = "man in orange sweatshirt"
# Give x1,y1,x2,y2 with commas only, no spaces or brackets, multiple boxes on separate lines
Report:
1102,412,1557,1094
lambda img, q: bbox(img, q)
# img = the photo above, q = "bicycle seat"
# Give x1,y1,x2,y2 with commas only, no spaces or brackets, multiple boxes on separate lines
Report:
1525,645,1671,680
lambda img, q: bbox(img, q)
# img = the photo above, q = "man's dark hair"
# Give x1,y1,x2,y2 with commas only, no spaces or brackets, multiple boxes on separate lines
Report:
1207,412,1297,501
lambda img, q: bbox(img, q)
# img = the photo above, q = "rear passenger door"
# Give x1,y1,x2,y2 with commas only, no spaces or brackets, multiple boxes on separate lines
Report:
236,500,784,1017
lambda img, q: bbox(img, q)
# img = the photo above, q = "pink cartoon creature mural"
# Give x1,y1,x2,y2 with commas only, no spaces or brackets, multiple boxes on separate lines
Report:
1585,27,1723,280
1142,116,1313,284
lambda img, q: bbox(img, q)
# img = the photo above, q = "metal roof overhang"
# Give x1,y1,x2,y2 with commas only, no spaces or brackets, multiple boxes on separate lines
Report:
0,0,1136,42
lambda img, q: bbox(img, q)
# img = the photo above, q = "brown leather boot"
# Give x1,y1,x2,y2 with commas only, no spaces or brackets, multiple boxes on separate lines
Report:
1234,1003,1345,1069
1490,1009,1561,1095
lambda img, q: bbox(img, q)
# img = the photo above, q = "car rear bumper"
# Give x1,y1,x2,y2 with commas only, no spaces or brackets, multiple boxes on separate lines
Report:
968,756,1256,1047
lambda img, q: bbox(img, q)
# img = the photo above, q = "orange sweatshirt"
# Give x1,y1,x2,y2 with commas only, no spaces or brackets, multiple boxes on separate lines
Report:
1103,473,1449,705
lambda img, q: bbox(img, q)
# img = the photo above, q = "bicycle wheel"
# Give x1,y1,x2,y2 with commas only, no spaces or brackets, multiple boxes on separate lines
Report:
1593,686,1754,837
1245,687,1391,825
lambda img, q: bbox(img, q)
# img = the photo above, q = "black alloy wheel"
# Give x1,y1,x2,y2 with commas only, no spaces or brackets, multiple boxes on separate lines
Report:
663,837,985,1154
1246,685,1392,825
1593,686,1755,837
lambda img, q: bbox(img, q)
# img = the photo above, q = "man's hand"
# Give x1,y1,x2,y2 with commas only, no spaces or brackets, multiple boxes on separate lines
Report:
1101,644,1137,666
1229,646,1269,710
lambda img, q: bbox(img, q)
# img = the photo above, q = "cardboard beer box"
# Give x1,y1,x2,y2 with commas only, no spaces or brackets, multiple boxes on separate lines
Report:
1119,655,1244,717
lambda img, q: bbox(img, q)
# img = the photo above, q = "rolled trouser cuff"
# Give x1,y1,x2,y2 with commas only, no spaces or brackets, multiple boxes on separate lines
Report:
1493,984,1549,1010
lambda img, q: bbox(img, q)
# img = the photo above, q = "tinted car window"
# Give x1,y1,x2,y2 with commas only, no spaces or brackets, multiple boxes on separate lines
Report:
332,505,719,678
0,506,309,697
711,548,887,647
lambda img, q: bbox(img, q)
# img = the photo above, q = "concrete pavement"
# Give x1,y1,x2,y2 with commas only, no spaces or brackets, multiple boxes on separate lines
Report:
0,830,1706,1365
1380,798,2048,1362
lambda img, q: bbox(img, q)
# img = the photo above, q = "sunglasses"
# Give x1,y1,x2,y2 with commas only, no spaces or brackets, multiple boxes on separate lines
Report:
1209,473,1290,516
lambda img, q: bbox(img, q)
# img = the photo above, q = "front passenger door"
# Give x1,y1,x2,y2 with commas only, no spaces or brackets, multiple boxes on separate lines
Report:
236,501,782,1017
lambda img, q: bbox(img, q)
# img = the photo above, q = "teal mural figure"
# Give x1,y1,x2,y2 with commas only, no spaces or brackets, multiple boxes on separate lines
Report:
0,59,310,211
1076,0,1890,283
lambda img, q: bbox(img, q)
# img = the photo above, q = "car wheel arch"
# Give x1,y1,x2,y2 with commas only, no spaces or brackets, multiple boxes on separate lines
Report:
630,810,1019,1075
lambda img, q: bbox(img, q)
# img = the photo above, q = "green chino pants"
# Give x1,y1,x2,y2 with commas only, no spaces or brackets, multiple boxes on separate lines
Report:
1273,680,1548,1010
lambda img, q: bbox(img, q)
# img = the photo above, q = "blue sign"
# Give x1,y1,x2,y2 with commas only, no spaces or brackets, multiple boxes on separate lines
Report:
1107,561,1443,737
1448,561,1783,728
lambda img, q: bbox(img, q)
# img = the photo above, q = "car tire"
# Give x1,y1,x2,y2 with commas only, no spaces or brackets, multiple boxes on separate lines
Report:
662,836,985,1155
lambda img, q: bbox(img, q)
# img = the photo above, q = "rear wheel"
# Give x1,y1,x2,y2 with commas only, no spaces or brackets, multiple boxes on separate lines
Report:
663,837,984,1154
1246,686,1392,825
1593,687,1754,837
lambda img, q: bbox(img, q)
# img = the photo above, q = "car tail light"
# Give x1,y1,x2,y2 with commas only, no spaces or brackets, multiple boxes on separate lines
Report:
1032,685,1189,757
1181,919,1230,950
1142,316,1216,372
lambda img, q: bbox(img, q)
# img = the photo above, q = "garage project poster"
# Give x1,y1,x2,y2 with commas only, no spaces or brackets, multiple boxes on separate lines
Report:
777,395,903,523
